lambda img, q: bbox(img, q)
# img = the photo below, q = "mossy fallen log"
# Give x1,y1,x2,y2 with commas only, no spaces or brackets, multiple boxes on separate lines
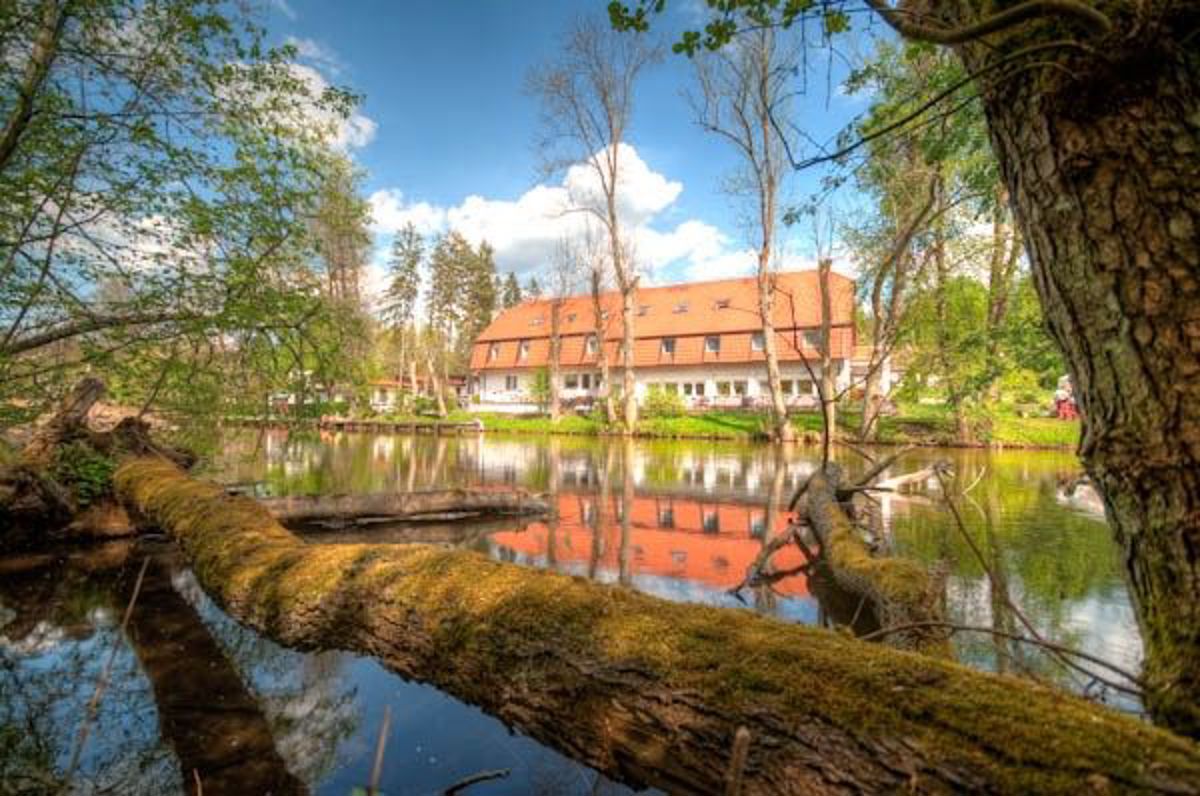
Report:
803,466,948,654
257,489,549,527
114,456,1200,796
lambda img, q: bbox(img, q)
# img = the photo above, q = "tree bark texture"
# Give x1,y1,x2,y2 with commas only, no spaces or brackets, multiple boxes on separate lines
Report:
956,10,1200,736
113,456,1200,795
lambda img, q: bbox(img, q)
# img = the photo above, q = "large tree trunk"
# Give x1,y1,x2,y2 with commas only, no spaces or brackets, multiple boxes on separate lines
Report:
590,269,616,424
113,456,1200,794
549,299,563,422
817,258,837,443
618,278,638,431
958,19,1200,736
758,269,793,442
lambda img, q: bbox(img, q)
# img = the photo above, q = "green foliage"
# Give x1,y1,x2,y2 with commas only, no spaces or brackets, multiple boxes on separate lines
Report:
501,272,523,308
0,0,366,427
642,385,685,418
531,368,552,410
52,442,116,507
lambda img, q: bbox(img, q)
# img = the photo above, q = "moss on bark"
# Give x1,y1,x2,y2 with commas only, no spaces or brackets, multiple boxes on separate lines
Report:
115,456,1200,795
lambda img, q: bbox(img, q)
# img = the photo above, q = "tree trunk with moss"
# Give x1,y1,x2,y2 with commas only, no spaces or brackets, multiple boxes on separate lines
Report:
113,456,1200,795
948,8,1200,737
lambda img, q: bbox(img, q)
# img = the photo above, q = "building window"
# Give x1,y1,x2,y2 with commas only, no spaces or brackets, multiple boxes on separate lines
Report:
750,513,767,537
715,298,731,309
694,382,706,396
638,305,650,316
581,373,591,389
505,375,518,390
567,312,577,322
586,334,598,354
664,383,679,394
488,343,500,361
804,330,823,348
683,383,693,396
751,332,765,351
703,510,720,534
518,340,530,360
565,373,579,389
674,301,689,314
658,505,674,528
734,380,748,396
717,381,732,396
594,372,603,387
781,379,794,395
798,379,814,394
705,335,720,353
661,337,676,355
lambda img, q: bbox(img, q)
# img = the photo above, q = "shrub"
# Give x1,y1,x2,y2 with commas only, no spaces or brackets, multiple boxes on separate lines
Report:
643,386,685,418
52,441,116,507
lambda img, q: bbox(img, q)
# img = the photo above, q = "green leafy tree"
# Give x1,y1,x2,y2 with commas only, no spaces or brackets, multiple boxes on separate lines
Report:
502,272,523,308
0,0,361,426
382,222,424,389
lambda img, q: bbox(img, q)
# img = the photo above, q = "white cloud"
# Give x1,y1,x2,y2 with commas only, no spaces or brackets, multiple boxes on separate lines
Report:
286,64,377,150
362,144,830,305
369,189,447,236
269,0,297,20
285,36,342,75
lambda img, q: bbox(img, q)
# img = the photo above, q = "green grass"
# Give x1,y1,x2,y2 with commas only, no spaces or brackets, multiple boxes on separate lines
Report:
376,402,1079,448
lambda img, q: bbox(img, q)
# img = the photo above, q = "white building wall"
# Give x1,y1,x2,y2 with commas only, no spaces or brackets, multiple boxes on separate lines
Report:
474,361,851,407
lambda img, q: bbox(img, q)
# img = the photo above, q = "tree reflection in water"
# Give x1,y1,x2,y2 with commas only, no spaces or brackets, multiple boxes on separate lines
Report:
220,430,1142,703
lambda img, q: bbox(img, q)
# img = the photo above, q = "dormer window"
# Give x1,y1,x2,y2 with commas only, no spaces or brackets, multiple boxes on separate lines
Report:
661,337,676,355
751,332,765,351
804,330,822,348
674,302,689,314
586,334,598,354
488,343,500,361
715,298,731,309
705,335,720,354
567,312,577,323
518,340,530,360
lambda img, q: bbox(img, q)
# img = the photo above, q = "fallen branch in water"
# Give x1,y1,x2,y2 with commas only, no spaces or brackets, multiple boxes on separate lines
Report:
859,620,1142,692
65,556,149,782
112,456,1200,795
256,490,549,527
442,768,511,795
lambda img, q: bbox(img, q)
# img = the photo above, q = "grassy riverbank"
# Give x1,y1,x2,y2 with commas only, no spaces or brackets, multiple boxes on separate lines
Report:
368,404,1080,449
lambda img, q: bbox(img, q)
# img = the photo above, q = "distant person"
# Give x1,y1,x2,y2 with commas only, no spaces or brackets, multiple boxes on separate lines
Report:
1054,376,1078,420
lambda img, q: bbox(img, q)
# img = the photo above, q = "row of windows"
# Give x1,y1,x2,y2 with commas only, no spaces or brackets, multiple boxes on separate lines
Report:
647,379,816,397
489,330,826,362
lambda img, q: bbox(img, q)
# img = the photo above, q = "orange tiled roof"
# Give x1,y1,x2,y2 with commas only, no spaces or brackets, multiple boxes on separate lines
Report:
471,270,855,370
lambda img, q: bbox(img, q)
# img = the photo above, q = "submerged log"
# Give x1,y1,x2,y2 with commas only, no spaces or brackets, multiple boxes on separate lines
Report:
804,465,948,654
257,489,548,527
113,456,1200,796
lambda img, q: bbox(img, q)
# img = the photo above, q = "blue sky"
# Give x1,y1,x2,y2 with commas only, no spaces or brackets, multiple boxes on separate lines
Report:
266,0,872,295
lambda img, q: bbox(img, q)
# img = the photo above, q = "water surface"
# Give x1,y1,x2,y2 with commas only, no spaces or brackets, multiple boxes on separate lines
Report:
0,430,1139,793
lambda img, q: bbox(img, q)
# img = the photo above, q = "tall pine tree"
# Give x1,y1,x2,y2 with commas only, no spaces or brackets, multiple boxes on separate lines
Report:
382,222,423,383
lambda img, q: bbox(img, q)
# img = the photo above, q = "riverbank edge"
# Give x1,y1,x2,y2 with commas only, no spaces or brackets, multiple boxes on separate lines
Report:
223,413,1081,451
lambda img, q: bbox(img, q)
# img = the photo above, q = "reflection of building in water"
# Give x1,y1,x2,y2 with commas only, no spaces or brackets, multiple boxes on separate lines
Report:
491,492,809,597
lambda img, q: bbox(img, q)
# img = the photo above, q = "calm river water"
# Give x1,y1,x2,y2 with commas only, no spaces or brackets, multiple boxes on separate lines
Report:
0,431,1140,795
